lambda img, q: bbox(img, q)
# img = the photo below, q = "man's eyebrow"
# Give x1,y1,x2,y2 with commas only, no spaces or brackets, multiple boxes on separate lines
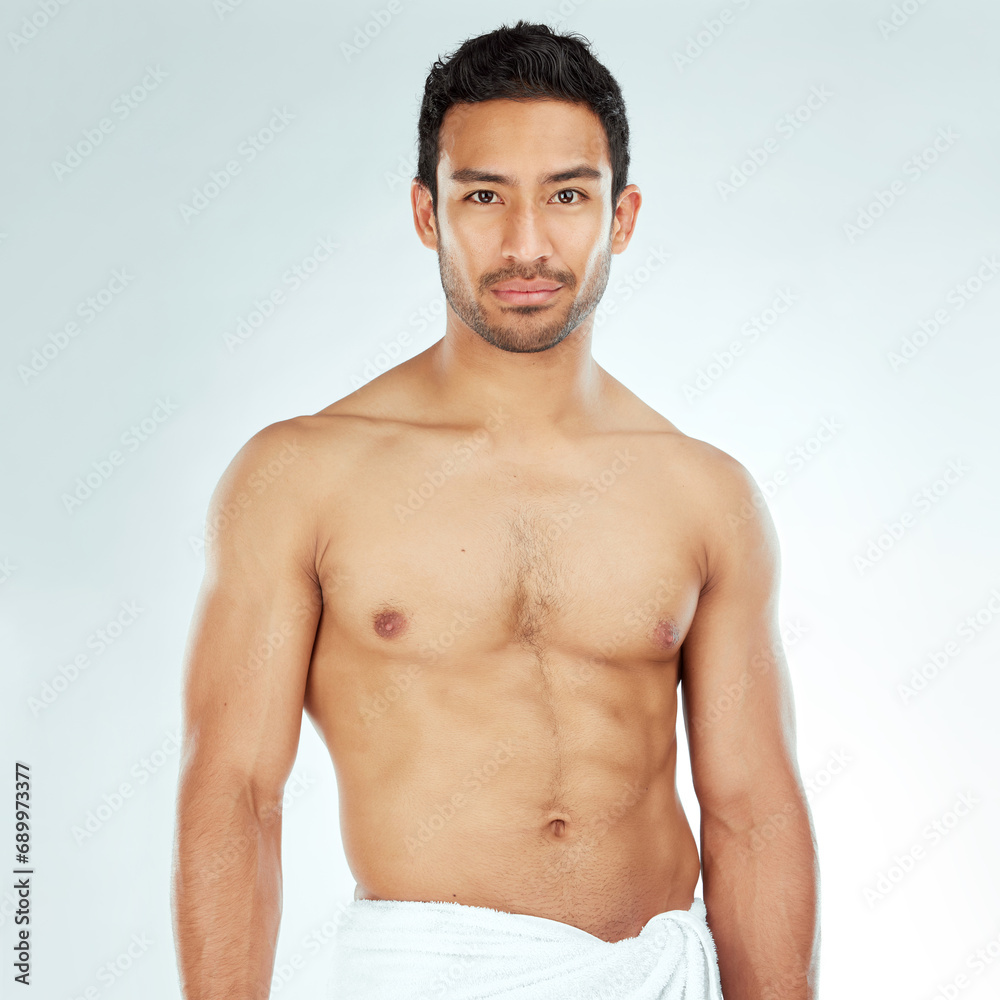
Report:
449,165,603,186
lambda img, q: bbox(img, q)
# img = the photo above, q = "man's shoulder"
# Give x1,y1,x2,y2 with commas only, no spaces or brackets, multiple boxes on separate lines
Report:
238,385,410,469
665,433,779,582
666,432,756,501
609,382,756,496
214,409,379,512
202,409,392,569
624,401,755,502
638,420,770,542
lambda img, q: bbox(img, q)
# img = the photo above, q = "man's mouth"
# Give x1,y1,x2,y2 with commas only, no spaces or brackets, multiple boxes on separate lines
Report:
490,280,563,304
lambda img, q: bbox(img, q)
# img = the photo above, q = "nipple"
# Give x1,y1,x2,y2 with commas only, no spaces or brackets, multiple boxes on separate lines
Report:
653,618,679,649
373,609,408,639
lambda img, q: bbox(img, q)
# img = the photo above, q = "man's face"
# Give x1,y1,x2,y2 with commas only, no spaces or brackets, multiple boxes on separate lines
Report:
428,98,620,354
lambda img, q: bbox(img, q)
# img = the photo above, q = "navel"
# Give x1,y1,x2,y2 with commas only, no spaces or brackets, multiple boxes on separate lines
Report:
545,816,571,839
373,609,408,639
652,618,680,649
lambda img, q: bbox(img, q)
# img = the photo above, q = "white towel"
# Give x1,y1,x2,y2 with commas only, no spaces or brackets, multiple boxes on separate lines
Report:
325,896,724,999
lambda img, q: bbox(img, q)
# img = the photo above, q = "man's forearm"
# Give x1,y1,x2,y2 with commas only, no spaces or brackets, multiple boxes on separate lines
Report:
702,791,819,1000
171,774,283,1000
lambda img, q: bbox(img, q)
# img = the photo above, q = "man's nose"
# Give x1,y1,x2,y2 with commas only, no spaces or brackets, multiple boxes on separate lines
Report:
500,203,554,262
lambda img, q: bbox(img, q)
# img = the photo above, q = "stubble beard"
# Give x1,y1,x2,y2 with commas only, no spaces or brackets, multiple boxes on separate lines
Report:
436,228,614,355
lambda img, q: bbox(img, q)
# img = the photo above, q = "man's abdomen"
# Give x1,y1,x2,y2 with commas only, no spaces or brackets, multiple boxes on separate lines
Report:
309,644,701,943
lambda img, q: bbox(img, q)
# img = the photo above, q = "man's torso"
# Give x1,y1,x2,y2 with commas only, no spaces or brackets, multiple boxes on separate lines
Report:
291,359,719,943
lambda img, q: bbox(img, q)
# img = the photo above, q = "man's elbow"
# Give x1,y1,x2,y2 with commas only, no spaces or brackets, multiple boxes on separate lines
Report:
700,778,815,852
175,751,286,834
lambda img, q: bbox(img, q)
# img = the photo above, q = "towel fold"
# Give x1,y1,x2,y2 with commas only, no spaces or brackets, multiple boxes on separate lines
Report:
325,895,724,999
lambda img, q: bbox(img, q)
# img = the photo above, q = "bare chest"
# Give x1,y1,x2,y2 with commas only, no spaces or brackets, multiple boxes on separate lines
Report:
316,432,703,667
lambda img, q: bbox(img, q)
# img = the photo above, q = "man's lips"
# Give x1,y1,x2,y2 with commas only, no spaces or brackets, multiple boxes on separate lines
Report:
490,281,563,304
491,281,562,292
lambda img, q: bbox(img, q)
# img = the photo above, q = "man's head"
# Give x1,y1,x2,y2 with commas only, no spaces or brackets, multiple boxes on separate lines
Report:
411,21,640,355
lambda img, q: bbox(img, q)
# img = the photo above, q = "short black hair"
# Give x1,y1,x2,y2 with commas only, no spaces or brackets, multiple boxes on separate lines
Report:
415,20,630,214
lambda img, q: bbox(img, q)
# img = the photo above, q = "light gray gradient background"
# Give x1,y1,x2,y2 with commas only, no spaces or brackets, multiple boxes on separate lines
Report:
2,1,999,997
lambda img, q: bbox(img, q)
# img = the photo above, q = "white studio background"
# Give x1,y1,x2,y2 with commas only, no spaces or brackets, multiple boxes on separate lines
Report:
1,1,998,998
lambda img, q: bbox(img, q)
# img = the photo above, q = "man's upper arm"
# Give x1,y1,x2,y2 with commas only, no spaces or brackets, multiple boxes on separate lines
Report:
681,449,802,821
180,419,323,818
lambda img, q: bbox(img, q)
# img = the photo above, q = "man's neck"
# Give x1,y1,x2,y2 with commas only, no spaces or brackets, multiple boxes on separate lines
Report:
421,316,611,445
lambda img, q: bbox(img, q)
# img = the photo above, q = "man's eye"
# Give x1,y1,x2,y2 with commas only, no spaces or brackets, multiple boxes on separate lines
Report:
465,190,586,205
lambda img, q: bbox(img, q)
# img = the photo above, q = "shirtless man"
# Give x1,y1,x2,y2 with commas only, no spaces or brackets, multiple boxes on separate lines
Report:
171,20,818,1000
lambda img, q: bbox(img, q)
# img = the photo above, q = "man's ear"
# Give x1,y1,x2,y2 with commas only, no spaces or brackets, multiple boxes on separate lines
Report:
411,179,439,250
611,184,642,255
